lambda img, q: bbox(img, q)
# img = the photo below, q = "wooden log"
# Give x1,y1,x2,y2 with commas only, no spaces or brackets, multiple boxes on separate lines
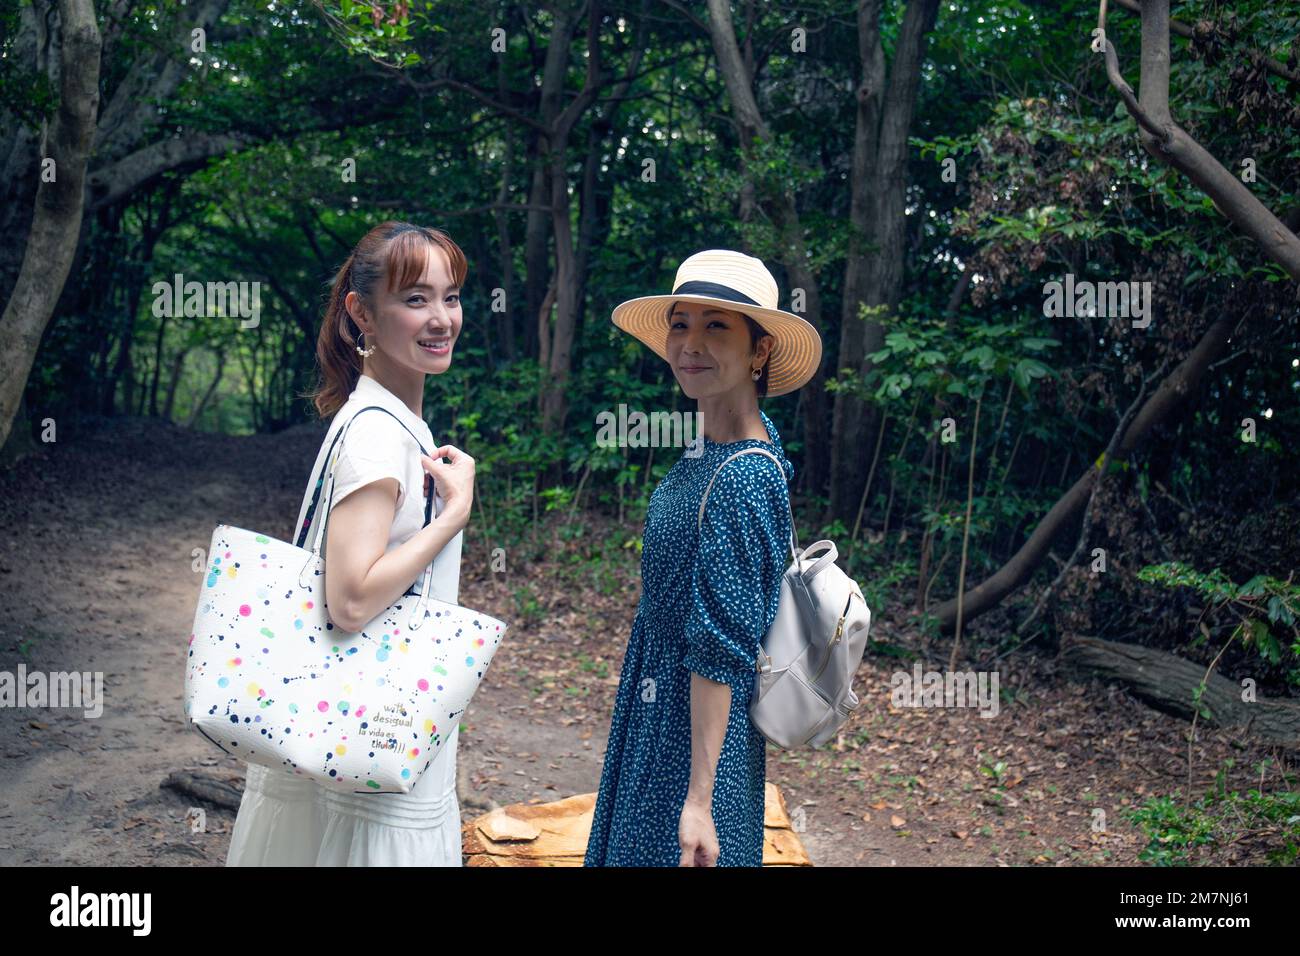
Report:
462,782,813,866
1058,636,1300,750
160,769,244,811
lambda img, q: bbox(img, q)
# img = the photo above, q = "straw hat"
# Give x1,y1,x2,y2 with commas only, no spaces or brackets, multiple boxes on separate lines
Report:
611,249,822,396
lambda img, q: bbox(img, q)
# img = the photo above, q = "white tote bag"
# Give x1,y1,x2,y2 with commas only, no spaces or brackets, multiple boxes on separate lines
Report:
183,405,507,793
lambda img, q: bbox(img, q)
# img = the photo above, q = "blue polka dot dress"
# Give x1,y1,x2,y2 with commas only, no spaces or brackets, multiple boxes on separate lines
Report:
583,410,794,867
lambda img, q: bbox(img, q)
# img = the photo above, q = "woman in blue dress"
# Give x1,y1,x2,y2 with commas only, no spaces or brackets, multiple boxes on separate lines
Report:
585,249,823,867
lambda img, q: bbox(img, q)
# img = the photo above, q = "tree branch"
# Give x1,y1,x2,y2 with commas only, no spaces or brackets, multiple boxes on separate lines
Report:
1098,0,1300,280
1014,357,1168,637
931,312,1236,632
1111,0,1300,85
85,132,255,211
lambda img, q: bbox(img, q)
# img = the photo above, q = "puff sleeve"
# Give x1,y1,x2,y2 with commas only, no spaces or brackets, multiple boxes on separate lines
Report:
682,457,792,698
328,414,410,513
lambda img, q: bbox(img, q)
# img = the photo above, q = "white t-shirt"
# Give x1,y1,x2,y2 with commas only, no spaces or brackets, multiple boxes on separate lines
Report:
294,373,462,604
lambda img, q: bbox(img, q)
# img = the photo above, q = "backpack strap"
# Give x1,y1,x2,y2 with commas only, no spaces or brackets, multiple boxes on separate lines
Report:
696,447,800,562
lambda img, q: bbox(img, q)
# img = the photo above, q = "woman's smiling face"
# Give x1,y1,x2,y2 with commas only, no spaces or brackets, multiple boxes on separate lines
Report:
665,299,772,400
348,243,463,375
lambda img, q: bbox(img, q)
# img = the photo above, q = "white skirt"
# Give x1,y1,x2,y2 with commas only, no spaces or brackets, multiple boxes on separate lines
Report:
226,723,462,866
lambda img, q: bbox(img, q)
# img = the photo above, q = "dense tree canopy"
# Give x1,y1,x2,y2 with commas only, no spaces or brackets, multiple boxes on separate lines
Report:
3,0,1298,696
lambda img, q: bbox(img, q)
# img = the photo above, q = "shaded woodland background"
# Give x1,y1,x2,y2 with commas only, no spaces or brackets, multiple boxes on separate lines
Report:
2,0,1300,860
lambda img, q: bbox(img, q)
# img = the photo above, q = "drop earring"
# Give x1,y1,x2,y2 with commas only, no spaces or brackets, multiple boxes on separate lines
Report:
751,366,761,381
355,331,376,358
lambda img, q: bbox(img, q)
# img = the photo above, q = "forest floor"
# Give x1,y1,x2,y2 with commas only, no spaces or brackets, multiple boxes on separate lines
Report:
0,415,1294,867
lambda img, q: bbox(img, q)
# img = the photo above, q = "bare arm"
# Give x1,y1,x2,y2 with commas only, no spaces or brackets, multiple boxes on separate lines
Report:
686,673,731,806
678,672,732,865
323,477,469,632
676,460,789,865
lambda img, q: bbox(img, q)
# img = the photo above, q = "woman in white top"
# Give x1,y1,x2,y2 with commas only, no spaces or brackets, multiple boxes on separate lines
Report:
226,221,476,866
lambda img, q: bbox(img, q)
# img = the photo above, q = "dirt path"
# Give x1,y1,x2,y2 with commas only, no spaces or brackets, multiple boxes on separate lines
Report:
1,417,1292,866
0,416,631,865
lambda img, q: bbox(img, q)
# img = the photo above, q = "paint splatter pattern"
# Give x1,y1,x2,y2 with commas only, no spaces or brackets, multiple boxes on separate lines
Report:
183,524,506,793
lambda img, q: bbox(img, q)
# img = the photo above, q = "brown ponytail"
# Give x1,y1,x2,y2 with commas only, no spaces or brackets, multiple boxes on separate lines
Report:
305,221,468,419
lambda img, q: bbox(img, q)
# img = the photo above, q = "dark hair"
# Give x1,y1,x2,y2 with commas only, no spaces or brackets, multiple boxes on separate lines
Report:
742,314,773,399
307,221,468,419
664,300,773,399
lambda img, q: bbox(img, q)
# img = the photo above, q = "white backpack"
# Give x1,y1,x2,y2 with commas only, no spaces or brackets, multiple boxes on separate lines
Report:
697,448,872,749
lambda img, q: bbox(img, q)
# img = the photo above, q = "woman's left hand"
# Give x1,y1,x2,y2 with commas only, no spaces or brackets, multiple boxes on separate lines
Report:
678,797,720,866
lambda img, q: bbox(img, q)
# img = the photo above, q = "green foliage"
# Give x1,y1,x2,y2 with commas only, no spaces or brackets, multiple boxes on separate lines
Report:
1137,562,1300,679
1126,761,1300,866
0,0,56,129
510,583,544,628
323,0,425,67
917,86,1297,284
838,304,1059,406
848,543,917,621
1126,794,1220,866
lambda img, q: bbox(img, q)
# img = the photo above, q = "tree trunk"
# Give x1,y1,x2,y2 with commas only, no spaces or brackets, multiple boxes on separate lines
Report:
0,3,43,303
571,13,644,344
704,0,836,491
540,143,580,432
110,303,137,417
533,0,617,433
493,42,518,362
188,349,226,428
148,314,169,417
0,0,102,451
523,143,550,362
1059,636,1300,750
829,0,940,521
0,393,41,469
162,346,191,421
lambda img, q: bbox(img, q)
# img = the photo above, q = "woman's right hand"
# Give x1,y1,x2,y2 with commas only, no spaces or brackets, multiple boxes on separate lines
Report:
421,445,475,527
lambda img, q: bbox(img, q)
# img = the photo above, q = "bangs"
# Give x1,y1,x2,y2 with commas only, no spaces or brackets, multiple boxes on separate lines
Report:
382,227,469,294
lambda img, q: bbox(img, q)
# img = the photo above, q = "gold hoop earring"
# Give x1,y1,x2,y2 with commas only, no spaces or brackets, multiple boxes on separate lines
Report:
355,331,376,358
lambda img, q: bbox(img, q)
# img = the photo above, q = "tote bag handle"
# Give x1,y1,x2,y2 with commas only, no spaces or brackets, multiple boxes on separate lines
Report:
294,405,441,617
295,404,437,552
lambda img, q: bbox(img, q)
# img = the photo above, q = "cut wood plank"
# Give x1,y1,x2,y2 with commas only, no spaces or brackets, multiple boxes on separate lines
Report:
463,782,812,866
